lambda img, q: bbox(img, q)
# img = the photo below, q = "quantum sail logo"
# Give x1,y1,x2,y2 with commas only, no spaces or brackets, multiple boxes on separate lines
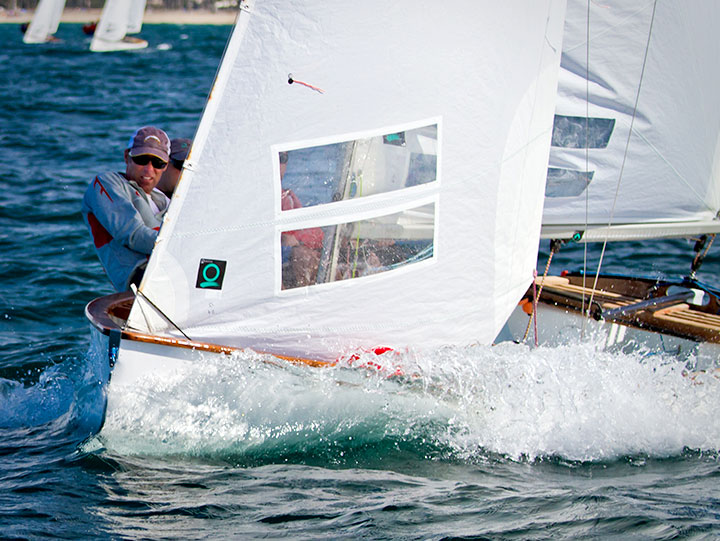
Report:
196,259,227,290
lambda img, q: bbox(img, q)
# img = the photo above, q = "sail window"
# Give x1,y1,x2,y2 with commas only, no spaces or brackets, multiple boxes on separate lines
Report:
279,123,438,209
281,203,435,290
545,168,594,198
551,115,615,149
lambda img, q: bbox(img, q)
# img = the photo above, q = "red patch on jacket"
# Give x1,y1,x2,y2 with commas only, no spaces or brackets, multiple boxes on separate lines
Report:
93,177,113,202
87,212,113,248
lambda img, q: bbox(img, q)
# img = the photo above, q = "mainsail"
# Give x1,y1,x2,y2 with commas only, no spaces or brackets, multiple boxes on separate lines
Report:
127,0,567,360
22,0,65,44
542,0,720,242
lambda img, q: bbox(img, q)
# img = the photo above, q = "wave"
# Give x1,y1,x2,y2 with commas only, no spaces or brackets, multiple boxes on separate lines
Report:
91,339,720,464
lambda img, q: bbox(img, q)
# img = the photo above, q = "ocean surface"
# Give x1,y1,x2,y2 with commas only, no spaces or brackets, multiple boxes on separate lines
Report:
2,22,720,540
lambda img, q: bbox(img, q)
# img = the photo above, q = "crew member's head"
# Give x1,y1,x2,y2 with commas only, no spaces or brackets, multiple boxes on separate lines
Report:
124,126,170,194
157,137,191,197
279,150,288,179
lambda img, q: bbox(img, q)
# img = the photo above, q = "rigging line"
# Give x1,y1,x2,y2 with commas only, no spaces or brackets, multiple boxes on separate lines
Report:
581,0,590,334
131,284,192,341
690,233,715,279
350,172,364,278
578,2,606,329
585,0,658,326
521,240,559,343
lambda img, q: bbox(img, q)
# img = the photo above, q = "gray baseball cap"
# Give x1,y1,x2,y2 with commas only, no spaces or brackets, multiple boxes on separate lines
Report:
127,126,171,162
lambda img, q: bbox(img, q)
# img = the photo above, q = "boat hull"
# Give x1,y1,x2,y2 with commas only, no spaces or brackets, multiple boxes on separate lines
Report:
85,291,337,431
89,323,226,418
89,36,148,52
503,273,720,369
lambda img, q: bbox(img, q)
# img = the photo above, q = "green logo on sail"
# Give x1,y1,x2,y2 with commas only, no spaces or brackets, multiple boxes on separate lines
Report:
196,259,227,290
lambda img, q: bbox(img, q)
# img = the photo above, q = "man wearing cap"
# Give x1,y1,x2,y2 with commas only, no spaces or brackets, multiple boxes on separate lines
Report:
157,137,191,198
81,126,171,291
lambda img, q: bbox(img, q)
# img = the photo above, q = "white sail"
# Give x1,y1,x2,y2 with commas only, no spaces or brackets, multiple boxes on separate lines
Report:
22,0,65,44
90,0,147,52
542,1,720,242
127,0,567,361
126,0,146,34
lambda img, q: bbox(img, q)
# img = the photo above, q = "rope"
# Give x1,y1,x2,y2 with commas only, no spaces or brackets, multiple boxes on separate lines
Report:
701,235,715,261
532,270,539,346
690,234,716,279
131,284,192,341
581,0,590,333
584,0,658,330
350,173,364,278
521,241,559,343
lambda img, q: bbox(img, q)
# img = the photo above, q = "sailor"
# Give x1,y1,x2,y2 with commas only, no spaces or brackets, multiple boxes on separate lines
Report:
81,126,171,291
157,137,191,198
279,151,324,288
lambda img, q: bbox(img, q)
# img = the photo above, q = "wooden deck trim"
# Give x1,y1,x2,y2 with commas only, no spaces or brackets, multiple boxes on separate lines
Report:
536,276,636,303
85,292,334,368
533,275,720,344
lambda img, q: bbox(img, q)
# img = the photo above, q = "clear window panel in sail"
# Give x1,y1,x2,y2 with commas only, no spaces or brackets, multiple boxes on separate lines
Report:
281,203,435,290
279,123,438,210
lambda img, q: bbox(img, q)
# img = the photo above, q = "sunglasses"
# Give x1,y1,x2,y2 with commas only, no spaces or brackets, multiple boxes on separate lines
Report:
171,158,184,170
131,154,167,169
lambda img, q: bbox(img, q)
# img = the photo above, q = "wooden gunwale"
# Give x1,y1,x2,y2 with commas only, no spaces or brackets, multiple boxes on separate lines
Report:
85,291,333,367
530,274,720,344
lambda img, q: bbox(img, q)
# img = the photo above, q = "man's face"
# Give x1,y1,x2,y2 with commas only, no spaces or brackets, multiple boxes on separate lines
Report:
124,150,168,194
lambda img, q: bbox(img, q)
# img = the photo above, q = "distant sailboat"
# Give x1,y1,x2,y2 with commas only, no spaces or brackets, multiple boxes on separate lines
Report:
22,0,65,44
84,0,567,409
506,1,720,363
90,0,148,52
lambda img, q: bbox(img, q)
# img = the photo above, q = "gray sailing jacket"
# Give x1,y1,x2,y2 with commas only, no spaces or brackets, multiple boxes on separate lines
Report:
81,171,169,291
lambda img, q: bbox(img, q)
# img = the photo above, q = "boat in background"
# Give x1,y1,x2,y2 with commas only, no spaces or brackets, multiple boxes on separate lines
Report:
85,0,567,403
22,0,65,44
90,0,148,52
82,21,97,35
505,1,720,366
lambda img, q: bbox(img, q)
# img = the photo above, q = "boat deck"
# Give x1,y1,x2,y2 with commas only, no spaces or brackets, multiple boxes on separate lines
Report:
532,275,720,344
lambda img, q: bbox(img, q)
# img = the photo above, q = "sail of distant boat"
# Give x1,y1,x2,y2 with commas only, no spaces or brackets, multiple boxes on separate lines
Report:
22,0,65,44
126,0,147,34
90,0,148,52
506,1,720,357
104,0,567,363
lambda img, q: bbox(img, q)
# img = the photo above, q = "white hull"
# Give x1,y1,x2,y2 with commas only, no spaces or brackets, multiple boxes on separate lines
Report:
507,303,717,360
84,291,337,432
498,274,720,369
89,36,148,52
90,324,218,396
23,35,59,44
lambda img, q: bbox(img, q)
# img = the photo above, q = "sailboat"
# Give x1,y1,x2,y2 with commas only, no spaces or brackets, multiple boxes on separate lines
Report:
505,1,720,363
89,0,148,52
85,0,568,405
22,0,65,44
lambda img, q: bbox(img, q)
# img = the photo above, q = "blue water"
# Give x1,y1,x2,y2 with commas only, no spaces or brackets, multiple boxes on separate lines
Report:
2,22,720,540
